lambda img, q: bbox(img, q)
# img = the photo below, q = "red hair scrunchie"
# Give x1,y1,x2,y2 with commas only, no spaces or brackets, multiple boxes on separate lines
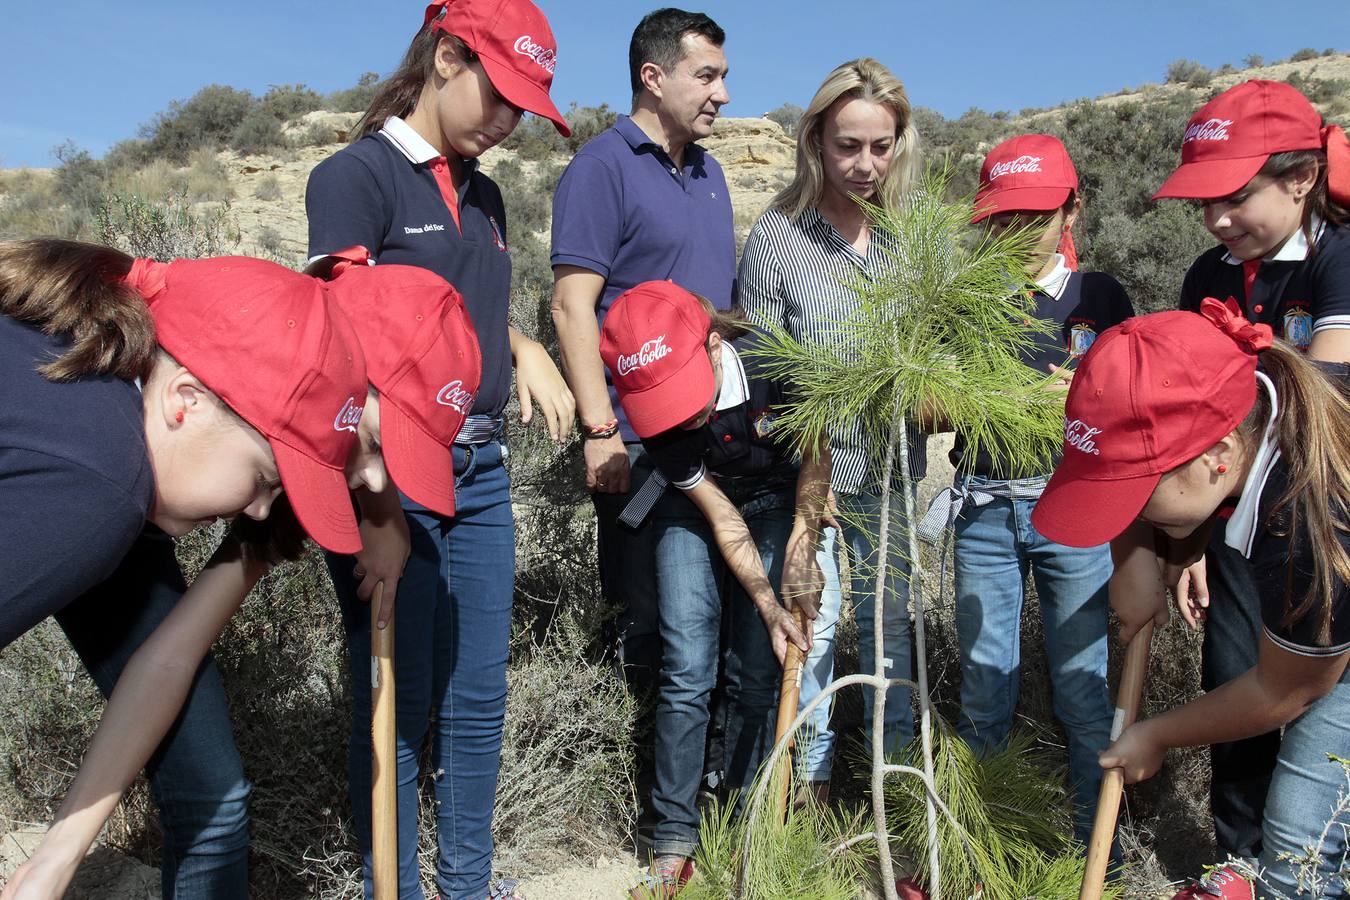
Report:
320,245,374,279
121,257,170,303
1322,124,1350,208
1199,296,1274,353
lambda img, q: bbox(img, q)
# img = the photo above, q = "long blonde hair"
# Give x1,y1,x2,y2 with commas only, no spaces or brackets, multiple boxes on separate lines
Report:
772,58,920,221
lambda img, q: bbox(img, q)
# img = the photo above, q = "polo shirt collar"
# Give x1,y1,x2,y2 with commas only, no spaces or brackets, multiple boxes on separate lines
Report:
1035,254,1072,300
715,340,749,410
1221,216,1325,266
1225,370,1282,558
615,115,703,165
378,116,479,176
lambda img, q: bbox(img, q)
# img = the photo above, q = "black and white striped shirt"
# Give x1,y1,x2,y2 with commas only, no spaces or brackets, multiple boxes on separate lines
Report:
738,205,927,495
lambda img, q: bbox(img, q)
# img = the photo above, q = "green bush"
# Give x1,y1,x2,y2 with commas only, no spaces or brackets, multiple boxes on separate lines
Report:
1164,58,1213,86
95,193,239,261
231,107,287,156
1243,53,1265,68
326,71,381,114
258,83,323,122
52,141,107,213
1288,47,1321,63
765,102,804,136
141,84,256,163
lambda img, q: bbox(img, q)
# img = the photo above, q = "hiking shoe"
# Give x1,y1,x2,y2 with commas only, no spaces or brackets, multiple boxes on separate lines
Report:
629,855,695,899
1171,866,1254,899
895,876,931,900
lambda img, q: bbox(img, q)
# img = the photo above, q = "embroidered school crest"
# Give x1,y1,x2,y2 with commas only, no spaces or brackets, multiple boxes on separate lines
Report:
751,409,778,438
1282,308,1313,351
488,215,507,252
1068,323,1098,359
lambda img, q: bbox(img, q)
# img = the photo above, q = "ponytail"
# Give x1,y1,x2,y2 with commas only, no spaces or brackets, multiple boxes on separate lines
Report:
0,239,158,382
1239,341,1350,643
352,23,474,140
689,291,750,341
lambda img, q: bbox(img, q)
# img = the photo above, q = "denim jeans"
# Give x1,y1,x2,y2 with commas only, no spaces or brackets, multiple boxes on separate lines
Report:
56,528,251,899
332,441,515,900
590,444,662,837
1256,662,1350,898
796,490,917,781
648,484,793,857
1203,525,1281,860
951,477,1113,844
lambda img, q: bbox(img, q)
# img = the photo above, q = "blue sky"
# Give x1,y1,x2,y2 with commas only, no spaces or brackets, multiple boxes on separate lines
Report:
3,0,1346,167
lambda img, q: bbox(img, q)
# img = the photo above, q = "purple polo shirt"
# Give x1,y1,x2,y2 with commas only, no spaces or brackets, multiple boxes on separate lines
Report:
551,114,736,440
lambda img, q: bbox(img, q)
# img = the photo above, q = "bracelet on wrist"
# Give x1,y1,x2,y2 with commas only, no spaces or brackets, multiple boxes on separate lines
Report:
581,418,620,441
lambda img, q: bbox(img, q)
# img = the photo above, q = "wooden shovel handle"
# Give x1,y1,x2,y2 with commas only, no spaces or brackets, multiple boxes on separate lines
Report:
1080,620,1155,900
371,582,398,900
773,606,811,820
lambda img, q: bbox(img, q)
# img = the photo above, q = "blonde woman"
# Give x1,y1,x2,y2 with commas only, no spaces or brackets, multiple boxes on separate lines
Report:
739,58,924,795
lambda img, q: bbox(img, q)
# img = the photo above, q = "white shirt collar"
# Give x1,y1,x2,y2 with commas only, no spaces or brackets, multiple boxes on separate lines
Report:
1225,371,1281,557
1036,254,1072,300
715,341,749,410
379,116,441,165
1222,217,1325,266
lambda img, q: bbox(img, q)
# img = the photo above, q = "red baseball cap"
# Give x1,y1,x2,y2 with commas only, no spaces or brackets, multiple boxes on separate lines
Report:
599,281,714,439
424,0,571,137
972,134,1079,224
1031,298,1272,548
1154,80,1326,200
317,250,482,517
127,256,367,554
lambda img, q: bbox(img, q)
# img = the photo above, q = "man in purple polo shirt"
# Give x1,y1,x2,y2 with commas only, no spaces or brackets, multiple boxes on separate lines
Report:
549,7,735,887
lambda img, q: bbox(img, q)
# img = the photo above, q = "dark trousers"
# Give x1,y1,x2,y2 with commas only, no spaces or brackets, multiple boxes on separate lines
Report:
56,529,251,899
590,445,666,847
1202,525,1280,859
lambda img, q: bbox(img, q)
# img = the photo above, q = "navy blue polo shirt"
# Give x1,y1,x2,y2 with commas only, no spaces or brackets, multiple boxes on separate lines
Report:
951,260,1134,478
306,116,512,416
1180,222,1350,352
551,114,736,440
0,315,154,649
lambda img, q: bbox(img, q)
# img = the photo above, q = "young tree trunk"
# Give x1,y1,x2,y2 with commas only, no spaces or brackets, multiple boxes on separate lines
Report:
869,396,902,900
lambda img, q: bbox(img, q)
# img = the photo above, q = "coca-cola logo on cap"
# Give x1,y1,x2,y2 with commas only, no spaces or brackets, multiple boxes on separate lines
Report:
514,36,557,74
617,335,672,377
988,155,1043,181
1064,418,1102,456
1183,118,1234,144
436,379,475,414
333,396,364,434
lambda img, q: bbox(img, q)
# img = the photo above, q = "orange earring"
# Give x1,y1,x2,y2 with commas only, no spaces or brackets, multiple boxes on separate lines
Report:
1217,464,1228,474
175,410,185,424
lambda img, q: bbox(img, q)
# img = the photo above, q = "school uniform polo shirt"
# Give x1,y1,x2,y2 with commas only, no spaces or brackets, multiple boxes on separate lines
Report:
950,256,1135,478
640,332,797,500
306,116,512,416
1180,221,1350,352
550,114,736,440
1224,427,1350,657
0,315,153,648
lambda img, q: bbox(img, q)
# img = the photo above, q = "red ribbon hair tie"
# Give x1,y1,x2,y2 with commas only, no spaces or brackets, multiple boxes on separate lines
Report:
423,0,455,29
1199,296,1274,353
323,245,374,279
121,257,170,303
1322,124,1350,208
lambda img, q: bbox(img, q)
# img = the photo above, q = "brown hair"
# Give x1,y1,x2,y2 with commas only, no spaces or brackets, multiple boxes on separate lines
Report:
1259,146,1350,252
352,20,475,140
0,239,157,382
689,291,748,341
1238,341,1350,644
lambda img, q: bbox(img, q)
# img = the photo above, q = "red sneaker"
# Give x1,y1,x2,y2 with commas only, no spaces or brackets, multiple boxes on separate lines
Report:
896,876,931,900
1171,866,1254,899
629,855,695,899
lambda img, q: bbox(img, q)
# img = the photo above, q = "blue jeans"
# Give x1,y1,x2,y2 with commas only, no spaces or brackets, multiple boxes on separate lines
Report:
648,485,792,857
951,477,1113,844
797,490,916,781
56,529,251,899
332,442,515,900
1256,662,1350,898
